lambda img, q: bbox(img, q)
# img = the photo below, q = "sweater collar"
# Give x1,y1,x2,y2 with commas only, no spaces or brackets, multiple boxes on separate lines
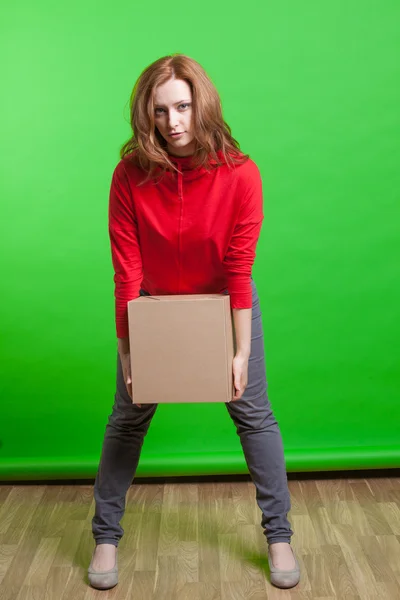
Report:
166,149,225,178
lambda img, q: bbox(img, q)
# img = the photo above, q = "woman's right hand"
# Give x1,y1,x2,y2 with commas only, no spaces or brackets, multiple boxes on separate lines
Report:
118,349,141,408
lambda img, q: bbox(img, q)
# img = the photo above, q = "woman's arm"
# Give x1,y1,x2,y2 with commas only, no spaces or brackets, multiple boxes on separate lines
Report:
222,161,264,312
109,161,143,340
109,162,143,405
223,161,264,400
231,307,252,401
117,337,136,403
117,337,130,354
232,307,251,357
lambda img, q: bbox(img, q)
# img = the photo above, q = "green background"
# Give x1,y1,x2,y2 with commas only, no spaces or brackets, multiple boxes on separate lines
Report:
1,1,399,480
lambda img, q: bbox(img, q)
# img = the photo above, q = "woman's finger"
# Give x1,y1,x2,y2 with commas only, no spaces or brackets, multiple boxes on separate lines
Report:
234,367,242,392
234,388,243,401
233,378,241,400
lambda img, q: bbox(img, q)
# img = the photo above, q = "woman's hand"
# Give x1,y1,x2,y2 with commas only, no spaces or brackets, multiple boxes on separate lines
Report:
232,352,249,401
118,350,141,408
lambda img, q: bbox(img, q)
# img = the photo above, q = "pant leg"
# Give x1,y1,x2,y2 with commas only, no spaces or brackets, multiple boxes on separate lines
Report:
226,279,294,545
92,351,158,547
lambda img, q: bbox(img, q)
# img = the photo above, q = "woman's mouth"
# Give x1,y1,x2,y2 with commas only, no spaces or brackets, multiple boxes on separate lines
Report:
169,132,185,138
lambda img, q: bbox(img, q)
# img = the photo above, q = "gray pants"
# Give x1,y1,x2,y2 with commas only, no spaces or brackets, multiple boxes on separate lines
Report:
92,279,293,547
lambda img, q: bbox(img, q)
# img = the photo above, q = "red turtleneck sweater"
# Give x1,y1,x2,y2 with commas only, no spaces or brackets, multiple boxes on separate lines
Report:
108,149,264,338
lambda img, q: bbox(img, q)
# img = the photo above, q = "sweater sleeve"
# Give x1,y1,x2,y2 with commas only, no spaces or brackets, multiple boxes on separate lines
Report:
222,160,264,308
108,161,143,338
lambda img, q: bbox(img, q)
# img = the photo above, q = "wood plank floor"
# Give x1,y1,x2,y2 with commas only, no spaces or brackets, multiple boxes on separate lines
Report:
0,474,399,599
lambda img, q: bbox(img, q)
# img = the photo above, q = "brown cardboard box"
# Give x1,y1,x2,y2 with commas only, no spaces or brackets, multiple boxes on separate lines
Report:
127,293,234,404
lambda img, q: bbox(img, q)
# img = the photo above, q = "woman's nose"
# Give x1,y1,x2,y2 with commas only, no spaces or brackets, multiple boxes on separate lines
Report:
168,111,179,128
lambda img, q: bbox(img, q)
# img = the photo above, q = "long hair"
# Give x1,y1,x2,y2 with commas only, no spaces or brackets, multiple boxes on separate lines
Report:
120,54,249,185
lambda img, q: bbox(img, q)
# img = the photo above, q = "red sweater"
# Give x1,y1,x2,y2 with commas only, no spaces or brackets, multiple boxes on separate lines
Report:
108,149,264,338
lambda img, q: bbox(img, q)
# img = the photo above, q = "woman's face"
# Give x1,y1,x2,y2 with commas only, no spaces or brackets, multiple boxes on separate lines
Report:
153,78,196,157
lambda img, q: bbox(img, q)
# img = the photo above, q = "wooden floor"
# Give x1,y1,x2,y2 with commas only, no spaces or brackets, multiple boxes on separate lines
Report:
0,474,399,599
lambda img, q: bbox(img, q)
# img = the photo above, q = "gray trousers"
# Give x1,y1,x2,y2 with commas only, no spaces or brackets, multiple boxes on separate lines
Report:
92,279,293,547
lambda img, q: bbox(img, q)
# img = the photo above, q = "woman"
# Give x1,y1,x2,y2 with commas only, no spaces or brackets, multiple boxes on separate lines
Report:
89,54,300,591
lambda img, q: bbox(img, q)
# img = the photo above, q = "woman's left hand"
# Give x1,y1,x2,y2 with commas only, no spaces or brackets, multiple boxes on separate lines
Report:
232,353,249,401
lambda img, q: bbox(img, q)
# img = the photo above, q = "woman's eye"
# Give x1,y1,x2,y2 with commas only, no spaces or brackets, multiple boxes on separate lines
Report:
154,103,191,115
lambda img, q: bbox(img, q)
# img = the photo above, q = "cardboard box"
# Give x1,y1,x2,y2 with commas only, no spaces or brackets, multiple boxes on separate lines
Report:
127,293,234,404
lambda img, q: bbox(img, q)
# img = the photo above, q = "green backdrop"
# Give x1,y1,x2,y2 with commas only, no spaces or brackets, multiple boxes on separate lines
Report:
1,1,399,480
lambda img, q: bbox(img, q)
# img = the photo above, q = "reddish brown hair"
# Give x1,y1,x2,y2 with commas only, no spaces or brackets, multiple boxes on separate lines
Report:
120,54,249,185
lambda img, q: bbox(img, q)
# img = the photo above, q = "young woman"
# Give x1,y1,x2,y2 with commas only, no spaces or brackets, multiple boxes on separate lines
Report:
89,54,300,591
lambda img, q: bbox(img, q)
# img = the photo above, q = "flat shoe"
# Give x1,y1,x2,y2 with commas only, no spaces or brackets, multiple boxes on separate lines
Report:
267,544,300,589
88,548,118,590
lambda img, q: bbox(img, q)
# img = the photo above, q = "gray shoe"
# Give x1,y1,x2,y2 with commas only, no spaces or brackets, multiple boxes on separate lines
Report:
267,544,300,589
88,547,118,590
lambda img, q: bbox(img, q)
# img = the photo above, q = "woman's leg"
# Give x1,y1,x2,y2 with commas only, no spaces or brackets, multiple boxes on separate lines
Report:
226,280,293,545
92,352,158,546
